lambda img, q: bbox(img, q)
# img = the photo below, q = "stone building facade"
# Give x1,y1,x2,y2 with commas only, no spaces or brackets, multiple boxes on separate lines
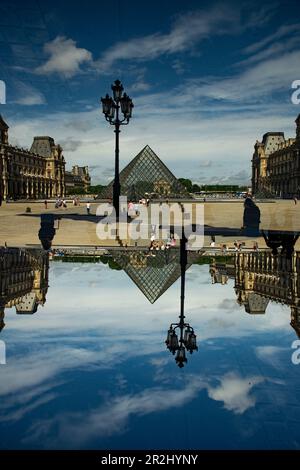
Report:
252,114,300,198
0,247,49,332
0,115,65,201
210,251,300,336
65,165,91,192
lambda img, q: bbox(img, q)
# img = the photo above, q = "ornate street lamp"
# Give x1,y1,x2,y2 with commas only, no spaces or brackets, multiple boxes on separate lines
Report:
100,80,134,218
165,231,198,368
166,318,198,368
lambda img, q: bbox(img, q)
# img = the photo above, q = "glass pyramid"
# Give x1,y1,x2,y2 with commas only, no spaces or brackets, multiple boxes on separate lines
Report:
108,248,197,303
100,145,191,200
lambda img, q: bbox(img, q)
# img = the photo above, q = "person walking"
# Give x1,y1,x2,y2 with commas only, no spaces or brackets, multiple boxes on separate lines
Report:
86,201,91,215
44,199,48,209
293,195,298,205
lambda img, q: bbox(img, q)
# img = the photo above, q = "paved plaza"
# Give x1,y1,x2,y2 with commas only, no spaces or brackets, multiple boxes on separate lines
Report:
0,199,299,249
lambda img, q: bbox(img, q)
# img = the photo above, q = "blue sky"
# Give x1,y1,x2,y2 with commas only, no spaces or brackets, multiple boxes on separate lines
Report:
1,262,300,449
1,0,300,184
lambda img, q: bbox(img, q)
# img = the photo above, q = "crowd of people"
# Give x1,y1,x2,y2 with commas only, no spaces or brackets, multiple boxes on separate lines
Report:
53,198,68,209
43,197,92,215
148,225,177,252
209,235,259,252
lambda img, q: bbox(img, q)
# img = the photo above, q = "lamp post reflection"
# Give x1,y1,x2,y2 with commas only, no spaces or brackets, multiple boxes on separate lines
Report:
165,231,198,368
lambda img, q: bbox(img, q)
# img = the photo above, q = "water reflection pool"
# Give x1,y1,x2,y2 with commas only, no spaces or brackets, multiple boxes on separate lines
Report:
0,261,299,450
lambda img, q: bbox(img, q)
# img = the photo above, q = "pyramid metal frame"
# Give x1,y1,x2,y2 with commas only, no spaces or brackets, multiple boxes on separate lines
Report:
108,248,198,303
100,145,191,200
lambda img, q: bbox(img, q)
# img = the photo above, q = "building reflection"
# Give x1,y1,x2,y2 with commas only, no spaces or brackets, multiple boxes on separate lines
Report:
1,244,300,355
210,250,300,336
0,247,49,331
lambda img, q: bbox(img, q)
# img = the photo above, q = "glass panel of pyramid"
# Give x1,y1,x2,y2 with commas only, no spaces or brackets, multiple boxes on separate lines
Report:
108,248,198,303
100,145,191,200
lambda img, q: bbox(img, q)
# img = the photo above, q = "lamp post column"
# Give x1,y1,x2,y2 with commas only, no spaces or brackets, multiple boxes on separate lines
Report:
113,109,121,219
179,226,187,348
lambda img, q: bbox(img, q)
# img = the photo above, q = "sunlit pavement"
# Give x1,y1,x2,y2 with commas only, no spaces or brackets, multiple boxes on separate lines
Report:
0,199,299,248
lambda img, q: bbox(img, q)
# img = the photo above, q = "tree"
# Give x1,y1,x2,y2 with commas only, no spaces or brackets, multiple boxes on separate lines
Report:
192,183,201,193
66,186,86,195
178,178,193,192
87,185,105,195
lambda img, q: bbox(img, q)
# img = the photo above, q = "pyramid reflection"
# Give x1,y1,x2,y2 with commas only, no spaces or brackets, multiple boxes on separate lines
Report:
108,248,198,303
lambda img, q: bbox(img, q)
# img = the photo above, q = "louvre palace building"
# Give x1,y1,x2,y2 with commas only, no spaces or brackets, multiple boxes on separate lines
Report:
0,115,65,201
252,114,300,198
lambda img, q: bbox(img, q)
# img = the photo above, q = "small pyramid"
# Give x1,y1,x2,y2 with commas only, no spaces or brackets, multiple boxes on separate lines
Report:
100,145,191,200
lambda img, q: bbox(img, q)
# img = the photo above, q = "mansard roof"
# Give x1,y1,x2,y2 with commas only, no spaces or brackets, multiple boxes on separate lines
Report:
30,136,56,157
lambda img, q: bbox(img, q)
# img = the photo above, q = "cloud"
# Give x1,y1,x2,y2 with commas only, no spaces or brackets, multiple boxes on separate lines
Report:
22,370,266,447
218,298,240,312
244,23,300,55
237,23,300,67
215,170,251,186
255,345,287,367
0,346,101,397
171,59,186,75
0,393,60,424
198,170,251,186
5,96,297,187
64,119,92,132
94,4,260,73
184,50,300,103
30,3,275,81
199,160,213,168
23,376,207,447
35,36,93,78
58,138,82,152
238,35,300,67
244,3,278,29
13,82,46,105
99,166,114,182
130,80,151,92
206,318,236,329
207,372,265,414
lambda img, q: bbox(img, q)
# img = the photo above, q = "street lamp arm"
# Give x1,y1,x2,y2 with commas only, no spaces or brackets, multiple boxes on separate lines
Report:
106,117,130,126
170,322,193,330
